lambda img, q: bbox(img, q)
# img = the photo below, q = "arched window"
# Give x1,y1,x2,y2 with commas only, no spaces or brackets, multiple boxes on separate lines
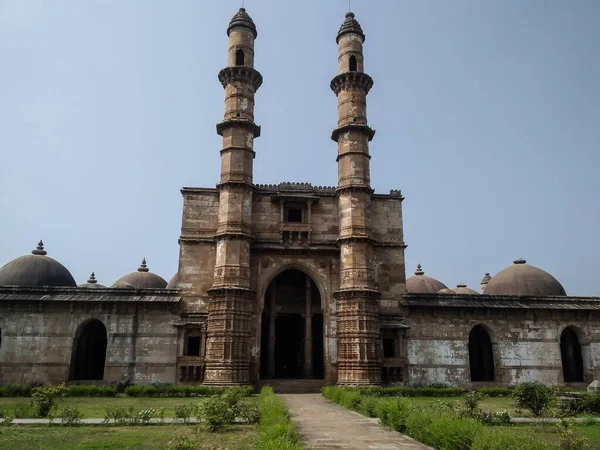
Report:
69,319,108,381
349,55,357,72
561,327,584,382
235,49,245,66
468,325,495,382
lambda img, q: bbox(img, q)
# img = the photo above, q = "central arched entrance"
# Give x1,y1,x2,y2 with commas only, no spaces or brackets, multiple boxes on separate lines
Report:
260,269,324,379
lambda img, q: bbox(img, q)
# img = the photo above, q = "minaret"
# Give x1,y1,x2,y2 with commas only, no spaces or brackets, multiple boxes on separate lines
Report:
204,8,262,385
331,12,381,385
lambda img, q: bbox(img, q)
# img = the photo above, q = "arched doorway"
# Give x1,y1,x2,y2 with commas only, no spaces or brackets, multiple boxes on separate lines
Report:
260,269,324,379
69,319,108,381
561,327,584,382
468,325,495,382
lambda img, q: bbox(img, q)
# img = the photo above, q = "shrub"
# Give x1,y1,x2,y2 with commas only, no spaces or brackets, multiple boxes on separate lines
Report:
477,387,512,397
13,403,34,418
170,436,198,450
0,384,33,397
558,397,587,418
358,396,378,418
375,397,412,432
472,427,557,450
582,391,600,415
197,395,230,432
59,404,83,426
137,408,156,424
103,405,135,425
174,404,194,423
479,409,511,426
257,387,303,450
463,390,487,415
339,390,362,411
238,400,260,424
125,384,237,397
63,385,117,397
512,382,557,418
557,419,589,450
31,385,65,417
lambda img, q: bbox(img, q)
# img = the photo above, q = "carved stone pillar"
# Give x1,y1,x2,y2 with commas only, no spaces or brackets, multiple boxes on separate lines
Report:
304,275,313,378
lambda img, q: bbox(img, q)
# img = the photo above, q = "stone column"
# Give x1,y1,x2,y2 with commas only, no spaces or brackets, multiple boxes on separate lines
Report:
331,12,381,385
304,275,313,378
267,280,276,378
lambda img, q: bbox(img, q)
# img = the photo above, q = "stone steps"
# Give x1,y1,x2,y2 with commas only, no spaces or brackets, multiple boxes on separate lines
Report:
259,379,326,394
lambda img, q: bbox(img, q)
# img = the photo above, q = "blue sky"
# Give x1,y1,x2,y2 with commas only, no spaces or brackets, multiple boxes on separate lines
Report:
0,0,598,295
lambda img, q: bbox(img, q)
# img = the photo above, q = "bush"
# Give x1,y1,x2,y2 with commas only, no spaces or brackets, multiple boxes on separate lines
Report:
557,419,589,450
512,382,557,418
479,410,511,426
124,384,246,398
477,387,512,397
103,405,136,425
59,404,83,426
472,427,557,450
257,387,303,450
0,384,33,397
339,390,362,411
13,403,34,418
463,390,487,415
582,392,600,415
63,385,117,397
358,396,379,418
31,385,65,417
170,436,198,450
174,404,194,423
375,397,412,432
197,395,230,432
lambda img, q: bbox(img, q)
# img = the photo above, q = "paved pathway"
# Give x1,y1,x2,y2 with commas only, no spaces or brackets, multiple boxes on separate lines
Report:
281,394,430,450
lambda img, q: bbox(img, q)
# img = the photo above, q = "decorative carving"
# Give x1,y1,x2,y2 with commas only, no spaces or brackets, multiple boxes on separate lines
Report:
330,72,373,96
218,66,263,92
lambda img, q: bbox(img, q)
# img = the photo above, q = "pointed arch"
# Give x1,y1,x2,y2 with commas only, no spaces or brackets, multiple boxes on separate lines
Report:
69,319,108,381
468,325,495,382
561,326,584,382
235,49,245,66
349,55,357,72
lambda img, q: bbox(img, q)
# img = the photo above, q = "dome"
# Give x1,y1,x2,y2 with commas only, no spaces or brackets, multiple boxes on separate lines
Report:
406,264,448,294
337,12,365,43
0,241,77,287
453,284,480,295
437,288,456,294
111,258,167,289
484,258,566,296
79,272,106,289
227,8,257,38
166,273,179,289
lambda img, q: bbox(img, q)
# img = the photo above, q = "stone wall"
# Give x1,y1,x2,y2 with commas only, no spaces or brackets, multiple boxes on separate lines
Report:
403,304,600,387
0,293,179,385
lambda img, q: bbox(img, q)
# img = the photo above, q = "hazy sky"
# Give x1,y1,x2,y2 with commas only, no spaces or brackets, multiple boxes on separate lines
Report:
0,0,598,295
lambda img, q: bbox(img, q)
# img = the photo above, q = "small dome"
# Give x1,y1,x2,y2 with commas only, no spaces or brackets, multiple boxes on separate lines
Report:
484,258,566,296
0,241,77,287
453,284,480,295
111,258,167,289
406,264,448,294
166,273,179,289
438,288,456,294
227,8,257,38
337,12,365,43
79,272,106,289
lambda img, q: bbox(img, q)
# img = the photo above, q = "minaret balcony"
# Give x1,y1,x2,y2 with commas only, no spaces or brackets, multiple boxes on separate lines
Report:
218,66,263,92
330,72,373,95
279,222,312,247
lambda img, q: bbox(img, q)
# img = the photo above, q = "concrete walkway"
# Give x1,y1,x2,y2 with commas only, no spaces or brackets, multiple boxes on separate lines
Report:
281,394,430,450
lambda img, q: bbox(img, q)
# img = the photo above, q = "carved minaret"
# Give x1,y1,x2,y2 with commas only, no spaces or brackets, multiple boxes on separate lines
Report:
204,8,262,385
331,12,381,385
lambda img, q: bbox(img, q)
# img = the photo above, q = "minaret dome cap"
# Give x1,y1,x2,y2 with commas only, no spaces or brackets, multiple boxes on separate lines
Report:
227,8,258,39
337,11,365,44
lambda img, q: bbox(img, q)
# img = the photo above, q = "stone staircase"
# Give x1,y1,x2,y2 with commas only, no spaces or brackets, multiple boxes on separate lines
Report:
259,379,326,394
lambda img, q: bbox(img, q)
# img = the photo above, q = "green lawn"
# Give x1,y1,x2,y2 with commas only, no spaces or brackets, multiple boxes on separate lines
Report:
0,397,256,419
0,425,258,450
494,423,600,450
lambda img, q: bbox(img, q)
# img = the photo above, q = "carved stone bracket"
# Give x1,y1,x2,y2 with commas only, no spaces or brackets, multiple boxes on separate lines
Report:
218,66,263,91
330,71,373,95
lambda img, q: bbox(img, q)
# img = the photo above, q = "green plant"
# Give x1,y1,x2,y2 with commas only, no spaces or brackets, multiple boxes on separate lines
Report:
13,403,34,418
157,407,165,424
174,404,194,423
103,404,134,425
477,387,512,397
257,387,303,450
558,419,589,450
358,396,378,418
512,381,557,418
472,427,557,450
170,436,198,450
137,408,156,424
479,409,511,425
375,397,413,432
31,385,65,417
238,400,260,424
64,385,117,397
59,404,83,426
463,390,487,415
197,395,230,432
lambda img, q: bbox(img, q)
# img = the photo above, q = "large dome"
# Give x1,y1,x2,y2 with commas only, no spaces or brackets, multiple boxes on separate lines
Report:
112,258,167,289
406,264,448,294
484,258,566,296
0,241,77,287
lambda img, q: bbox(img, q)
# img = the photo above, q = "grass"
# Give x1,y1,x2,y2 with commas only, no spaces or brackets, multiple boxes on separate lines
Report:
0,396,257,419
492,423,600,450
0,425,258,449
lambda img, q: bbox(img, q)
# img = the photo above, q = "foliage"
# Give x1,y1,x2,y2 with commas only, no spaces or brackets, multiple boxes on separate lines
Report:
257,387,303,450
59,404,83,426
375,397,413,432
63,385,117,397
0,384,34,397
512,382,557,418
103,405,136,425
477,387,512,398
463,390,487,415
357,396,379,418
196,395,230,432
136,408,157,424
173,404,194,423
479,410,511,426
170,436,198,450
12,403,35,418
31,384,65,417
124,384,253,398
471,427,557,450
558,420,589,450
0,408,14,426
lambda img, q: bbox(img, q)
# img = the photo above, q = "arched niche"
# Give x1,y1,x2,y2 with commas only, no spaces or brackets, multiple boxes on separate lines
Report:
468,324,495,382
69,319,108,381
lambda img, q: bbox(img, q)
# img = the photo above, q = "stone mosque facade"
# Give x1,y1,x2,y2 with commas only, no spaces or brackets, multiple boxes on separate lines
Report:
1,9,599,388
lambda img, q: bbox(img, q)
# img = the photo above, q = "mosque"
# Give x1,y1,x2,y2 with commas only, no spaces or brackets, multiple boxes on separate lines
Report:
0,9,598,388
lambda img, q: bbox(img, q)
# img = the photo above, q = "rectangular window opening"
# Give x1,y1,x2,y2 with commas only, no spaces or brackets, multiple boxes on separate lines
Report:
287,208,303,223
383,338,396,358
186,336,201,356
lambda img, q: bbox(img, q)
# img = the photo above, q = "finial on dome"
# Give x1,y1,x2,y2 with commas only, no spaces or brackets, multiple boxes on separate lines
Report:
346,12,355,19
138,258,149,272
415,264,424,276
481,272,491,284
514,258,526,265
87,272,97,284
32,240,47,256
227,7,257,38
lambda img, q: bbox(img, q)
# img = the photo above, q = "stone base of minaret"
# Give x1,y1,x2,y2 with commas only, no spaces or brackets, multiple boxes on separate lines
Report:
335,290,382,385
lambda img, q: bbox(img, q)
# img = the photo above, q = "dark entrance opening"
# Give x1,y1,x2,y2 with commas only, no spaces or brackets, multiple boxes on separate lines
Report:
69,319,107,381
260,269,324,380
468,325,495,382
235,49,244,66
561,327,584,382
186,336,201,356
